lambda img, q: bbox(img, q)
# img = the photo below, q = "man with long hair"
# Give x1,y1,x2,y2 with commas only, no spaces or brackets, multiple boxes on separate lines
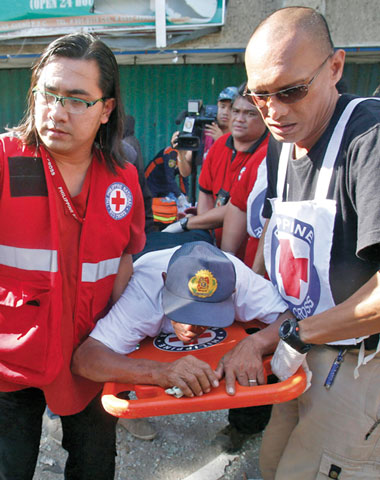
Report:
0,33,146,479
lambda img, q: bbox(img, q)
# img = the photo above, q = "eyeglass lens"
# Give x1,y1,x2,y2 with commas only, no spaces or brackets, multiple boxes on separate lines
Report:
34,90,88,114
248,85,309,107
245,54,332,107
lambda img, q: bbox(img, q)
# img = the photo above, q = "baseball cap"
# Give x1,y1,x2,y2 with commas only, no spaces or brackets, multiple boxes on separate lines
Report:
217,86,238,102
162,241,236,328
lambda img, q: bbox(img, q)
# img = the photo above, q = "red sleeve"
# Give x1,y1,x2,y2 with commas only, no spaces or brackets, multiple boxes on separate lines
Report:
230,136,269,212
124,164,146,254
0,137,4,197
230,158,258,212
198,139,219,193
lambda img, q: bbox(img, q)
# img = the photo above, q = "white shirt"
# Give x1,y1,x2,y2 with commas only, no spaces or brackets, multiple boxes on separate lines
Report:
90,247,288,354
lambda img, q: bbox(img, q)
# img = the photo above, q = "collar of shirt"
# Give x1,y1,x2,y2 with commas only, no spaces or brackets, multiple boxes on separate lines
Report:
225,130,268,154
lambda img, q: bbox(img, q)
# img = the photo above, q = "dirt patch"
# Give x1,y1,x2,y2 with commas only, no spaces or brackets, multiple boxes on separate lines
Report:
34,408,263,480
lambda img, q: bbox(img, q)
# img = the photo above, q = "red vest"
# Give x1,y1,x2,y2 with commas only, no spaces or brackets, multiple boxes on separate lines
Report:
0,135,145,387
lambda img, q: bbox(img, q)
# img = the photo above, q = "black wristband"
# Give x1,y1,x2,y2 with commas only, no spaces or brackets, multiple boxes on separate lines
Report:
180,216,189,231
279,318,312,354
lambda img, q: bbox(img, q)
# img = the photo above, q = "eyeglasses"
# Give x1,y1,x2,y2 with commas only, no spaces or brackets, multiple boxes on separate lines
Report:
32,87,104,115
243,54,333,108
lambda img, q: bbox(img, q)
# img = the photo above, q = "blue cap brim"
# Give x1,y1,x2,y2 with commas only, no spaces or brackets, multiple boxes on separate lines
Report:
162,286,235,327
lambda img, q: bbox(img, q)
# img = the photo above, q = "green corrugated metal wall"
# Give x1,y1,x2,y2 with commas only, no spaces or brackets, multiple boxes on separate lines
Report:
119,64,246,165
343,62,380,99
0,69,31,132
0,61,378,166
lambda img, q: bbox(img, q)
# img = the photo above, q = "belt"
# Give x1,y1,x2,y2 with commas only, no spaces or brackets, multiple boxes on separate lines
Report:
328,334,379,352
328,344,360,352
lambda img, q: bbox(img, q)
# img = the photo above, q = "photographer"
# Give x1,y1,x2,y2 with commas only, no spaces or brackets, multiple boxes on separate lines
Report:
172,86,238,169
202,86,239,160
163,87,268,259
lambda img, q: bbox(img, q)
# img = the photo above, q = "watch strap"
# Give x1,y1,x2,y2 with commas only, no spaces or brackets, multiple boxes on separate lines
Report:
279,318,312,354
180,216,189,231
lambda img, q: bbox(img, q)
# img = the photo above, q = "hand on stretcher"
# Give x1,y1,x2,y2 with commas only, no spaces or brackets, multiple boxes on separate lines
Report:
101,321,307,418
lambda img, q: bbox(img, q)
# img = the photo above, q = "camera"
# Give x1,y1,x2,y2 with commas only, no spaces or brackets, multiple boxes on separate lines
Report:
176,100,217,151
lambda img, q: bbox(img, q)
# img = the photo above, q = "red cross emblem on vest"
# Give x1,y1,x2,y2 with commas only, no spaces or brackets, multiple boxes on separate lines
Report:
105,182,133,220
111,190,126,212
278,238,308,299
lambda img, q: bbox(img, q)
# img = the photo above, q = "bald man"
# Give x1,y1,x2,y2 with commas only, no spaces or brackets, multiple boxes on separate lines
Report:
216,6,380,480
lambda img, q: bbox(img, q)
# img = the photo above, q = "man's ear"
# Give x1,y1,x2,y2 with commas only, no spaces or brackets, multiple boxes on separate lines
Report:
330,49,346,87
100,98,115,125
161,272,167,283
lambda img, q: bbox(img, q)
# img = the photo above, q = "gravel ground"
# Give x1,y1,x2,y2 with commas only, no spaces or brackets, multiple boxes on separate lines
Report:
34,407,263,480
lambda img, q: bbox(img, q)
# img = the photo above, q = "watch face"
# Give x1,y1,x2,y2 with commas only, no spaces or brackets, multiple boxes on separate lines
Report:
279,318,312,353
281,320,292,337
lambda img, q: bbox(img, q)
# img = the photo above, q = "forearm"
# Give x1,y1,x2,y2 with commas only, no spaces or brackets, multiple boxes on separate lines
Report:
299,271,380,344
72,337,219,397
250,310,292,355
177,151,192,177
196,191,214,215
171,131,192,177
187,205,227,230
72,338,167,386
251,219,269,276
221,202,247,255
111,253,133,303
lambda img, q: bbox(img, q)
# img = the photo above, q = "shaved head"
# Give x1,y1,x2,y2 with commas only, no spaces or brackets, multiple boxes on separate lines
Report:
251,7,334,57
244,6,345,150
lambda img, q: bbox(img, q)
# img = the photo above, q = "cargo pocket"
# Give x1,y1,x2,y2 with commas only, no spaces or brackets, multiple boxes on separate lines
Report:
317,450,380,479
0,280,58,385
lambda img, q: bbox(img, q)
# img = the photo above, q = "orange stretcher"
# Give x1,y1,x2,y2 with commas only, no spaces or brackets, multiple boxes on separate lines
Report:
101,321,306,419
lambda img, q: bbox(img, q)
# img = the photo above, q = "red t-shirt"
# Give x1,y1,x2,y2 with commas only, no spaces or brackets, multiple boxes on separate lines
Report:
42,165,99,414
43,160,145,414
198,133,267,258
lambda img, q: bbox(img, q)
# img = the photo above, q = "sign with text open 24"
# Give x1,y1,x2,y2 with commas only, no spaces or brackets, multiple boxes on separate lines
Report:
0,1,225,39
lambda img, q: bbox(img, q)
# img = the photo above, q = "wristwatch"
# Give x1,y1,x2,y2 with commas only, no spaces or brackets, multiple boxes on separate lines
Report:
179,216,189,231
279,318,312,354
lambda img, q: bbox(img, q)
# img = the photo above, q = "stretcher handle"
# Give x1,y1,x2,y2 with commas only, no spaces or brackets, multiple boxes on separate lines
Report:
101,356,306,419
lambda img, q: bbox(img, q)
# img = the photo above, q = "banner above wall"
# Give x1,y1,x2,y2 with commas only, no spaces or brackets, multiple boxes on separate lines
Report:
0,0,226,49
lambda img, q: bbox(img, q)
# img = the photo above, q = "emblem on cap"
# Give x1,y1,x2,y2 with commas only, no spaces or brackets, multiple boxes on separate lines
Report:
188,269,217,298
105,182,133,220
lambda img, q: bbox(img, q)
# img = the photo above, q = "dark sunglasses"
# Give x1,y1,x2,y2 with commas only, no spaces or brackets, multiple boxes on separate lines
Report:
243,54,333,108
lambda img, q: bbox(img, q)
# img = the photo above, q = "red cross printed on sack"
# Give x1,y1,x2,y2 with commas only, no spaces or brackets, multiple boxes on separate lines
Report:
111,190,126,212
278,238,308,299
